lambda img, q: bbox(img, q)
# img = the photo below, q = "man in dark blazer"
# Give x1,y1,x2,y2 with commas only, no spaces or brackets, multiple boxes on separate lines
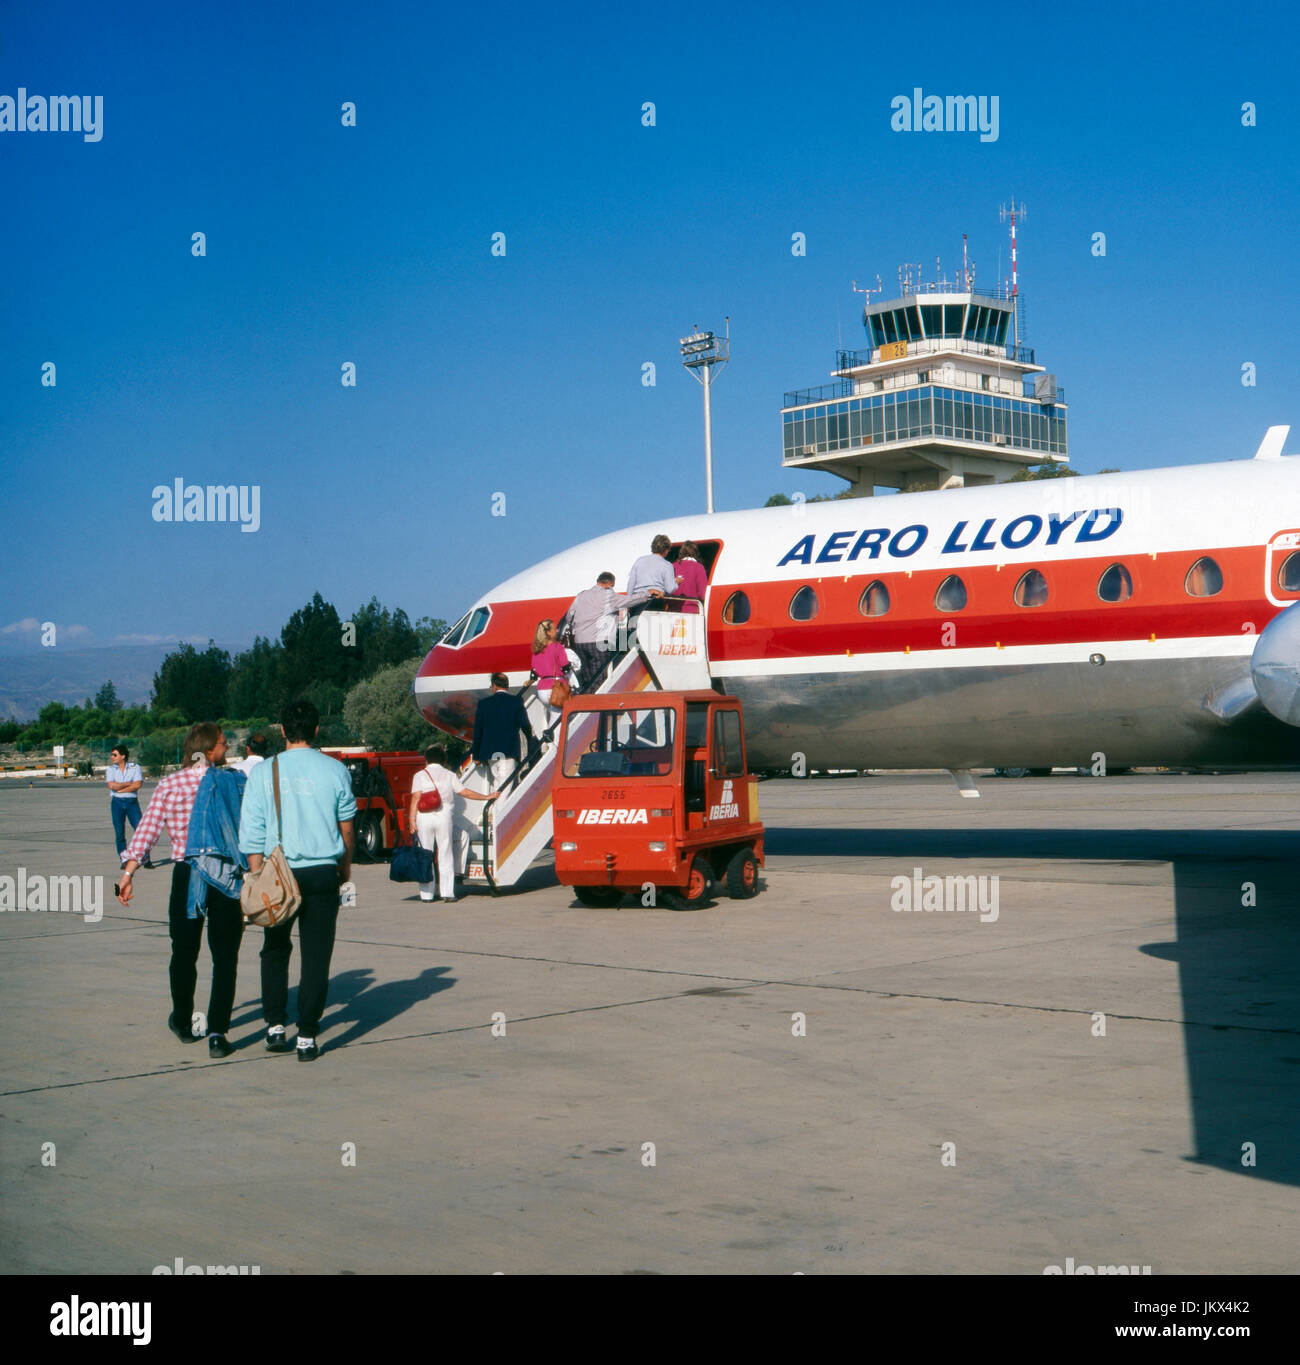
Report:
472,673,536,791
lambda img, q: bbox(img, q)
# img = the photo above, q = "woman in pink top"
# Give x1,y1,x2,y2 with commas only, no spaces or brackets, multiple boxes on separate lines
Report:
673,542,708,614
531,618,571,726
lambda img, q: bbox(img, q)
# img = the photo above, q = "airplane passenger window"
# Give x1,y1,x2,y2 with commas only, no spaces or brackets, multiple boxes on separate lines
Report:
858,580,890,617
788,586,820,621
1013,569,1049,608
1185,556,1223,598
1097,563,1133,602
722,591,750,625
1277,551,1300,594
934,575,967,612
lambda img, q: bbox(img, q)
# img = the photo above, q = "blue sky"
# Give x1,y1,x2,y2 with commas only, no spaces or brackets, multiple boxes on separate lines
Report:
2,0,1297,661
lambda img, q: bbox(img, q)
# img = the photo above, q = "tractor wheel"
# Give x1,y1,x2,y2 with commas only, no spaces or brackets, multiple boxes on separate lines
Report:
725,847,760,899
664,856,712,911
575,885,622,908
355,812,383,863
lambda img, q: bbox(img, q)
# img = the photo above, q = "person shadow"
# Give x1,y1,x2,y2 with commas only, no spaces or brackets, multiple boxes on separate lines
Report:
320,965,457,1048
227,965,457,1049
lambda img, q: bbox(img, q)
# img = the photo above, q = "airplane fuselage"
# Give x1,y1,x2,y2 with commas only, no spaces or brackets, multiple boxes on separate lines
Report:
415,457,1300,772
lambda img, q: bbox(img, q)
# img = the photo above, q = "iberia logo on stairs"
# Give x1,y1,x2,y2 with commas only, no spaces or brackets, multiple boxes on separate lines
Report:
658,615,698,658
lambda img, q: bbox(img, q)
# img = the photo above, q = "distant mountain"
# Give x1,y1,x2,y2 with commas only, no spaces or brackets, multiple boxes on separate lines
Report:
0,643,236,720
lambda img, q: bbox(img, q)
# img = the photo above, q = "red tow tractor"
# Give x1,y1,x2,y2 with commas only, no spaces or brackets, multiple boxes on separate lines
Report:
551,690,765,909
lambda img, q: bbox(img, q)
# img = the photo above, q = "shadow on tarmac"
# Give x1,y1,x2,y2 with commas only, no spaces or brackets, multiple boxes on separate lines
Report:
769,826,1300,1186
228,965,457,1051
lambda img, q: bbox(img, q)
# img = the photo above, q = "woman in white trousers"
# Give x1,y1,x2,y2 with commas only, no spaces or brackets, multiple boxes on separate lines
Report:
407,744,496,903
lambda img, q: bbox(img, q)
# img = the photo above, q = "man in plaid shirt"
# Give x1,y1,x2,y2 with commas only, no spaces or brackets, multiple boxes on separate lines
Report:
117,723,245,1054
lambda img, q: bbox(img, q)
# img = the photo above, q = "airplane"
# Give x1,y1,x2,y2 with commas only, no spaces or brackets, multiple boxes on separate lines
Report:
414,428,1300,781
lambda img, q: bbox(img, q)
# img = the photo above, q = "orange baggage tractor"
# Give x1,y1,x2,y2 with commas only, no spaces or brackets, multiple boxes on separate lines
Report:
551,690,764,910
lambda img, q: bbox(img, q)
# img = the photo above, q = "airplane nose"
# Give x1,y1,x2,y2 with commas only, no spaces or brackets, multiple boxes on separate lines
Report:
413,645,478,738
1251,602,1300,726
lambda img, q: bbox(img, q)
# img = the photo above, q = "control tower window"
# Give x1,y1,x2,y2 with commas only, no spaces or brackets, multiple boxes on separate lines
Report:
1097,563,1133,603
721,591,750,625
1184,557,1223,598
789,586,820,621
1013,570,1049,608
934,575,968,612
1277,551,1300,594
858,581,891,617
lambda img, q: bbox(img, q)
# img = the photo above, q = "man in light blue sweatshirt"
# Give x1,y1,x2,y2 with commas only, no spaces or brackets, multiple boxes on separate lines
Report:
238,699,356,1062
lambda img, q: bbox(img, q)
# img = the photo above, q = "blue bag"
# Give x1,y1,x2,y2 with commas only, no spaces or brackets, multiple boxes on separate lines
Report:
389,834,434,884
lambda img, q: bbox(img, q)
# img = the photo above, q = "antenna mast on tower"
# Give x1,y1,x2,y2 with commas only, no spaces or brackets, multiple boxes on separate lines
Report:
852,275,883,320
999,199,1025,348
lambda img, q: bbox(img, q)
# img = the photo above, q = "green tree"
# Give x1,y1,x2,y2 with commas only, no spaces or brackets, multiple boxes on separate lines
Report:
94,681,120,712
764,493,793,507
151,641,232,719
278,593,348,702
77,708,113,740
39,701,71,730
346,597,422,683
896,472,947,493
413,616,449,656
343,657,447,753
228,635,282,720
1008,462,1080,481
110,706,149,735
138,727,190,776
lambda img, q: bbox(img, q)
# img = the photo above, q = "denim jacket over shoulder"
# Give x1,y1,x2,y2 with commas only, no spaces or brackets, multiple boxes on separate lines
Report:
186,766,249,918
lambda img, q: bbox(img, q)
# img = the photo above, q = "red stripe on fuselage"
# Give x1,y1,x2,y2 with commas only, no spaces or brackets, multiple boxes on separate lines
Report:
418,542,1295,680
708,543,1280,660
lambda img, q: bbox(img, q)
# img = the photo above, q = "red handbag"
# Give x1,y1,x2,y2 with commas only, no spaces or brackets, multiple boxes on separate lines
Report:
416,768,442,812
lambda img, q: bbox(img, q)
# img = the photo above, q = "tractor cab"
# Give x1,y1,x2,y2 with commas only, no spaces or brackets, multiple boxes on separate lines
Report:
551,690,764,910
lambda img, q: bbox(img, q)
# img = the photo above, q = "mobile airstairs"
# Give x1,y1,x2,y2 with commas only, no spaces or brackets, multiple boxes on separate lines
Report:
459,609,712,891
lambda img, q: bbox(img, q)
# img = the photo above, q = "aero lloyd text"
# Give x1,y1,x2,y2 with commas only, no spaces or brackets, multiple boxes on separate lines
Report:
777,507,1122,566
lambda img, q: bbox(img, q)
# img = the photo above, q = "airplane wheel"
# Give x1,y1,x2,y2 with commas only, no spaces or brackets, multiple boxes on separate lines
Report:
575,885,622,908
725,847,759,899
665,857,712,911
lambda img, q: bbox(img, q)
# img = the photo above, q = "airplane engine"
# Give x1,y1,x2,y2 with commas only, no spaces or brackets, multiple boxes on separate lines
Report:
1251,601,1300,726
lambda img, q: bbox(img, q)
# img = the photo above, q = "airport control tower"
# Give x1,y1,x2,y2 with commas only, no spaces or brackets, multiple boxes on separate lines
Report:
781,212,1069,495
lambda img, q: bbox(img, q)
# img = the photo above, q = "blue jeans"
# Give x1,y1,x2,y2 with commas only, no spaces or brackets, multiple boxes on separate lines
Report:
111,797,143,859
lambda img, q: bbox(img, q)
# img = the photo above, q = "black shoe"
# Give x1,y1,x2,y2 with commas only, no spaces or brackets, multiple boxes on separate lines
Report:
208,1034,233,1058
264,1028,293,1053
297,1042,319,1062
167,1012,196,1044
441,896,458,903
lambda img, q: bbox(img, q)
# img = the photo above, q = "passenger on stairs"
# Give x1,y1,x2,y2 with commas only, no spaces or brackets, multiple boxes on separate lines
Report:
472,673,536,791
530,619,574,730
559,572,620,692
625,533,676,614
673,541,707,614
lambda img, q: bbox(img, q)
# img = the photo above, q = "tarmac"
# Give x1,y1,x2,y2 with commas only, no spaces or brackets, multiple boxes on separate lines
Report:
1,770,1297,1275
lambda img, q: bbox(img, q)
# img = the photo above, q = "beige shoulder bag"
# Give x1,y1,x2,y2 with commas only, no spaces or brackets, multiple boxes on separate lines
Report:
239,756,302,927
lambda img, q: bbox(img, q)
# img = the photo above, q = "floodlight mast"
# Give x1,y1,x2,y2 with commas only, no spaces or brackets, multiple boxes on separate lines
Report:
679,318,730,513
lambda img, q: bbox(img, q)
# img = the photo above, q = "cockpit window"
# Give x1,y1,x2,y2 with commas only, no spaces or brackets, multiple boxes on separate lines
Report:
440,606,490,648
